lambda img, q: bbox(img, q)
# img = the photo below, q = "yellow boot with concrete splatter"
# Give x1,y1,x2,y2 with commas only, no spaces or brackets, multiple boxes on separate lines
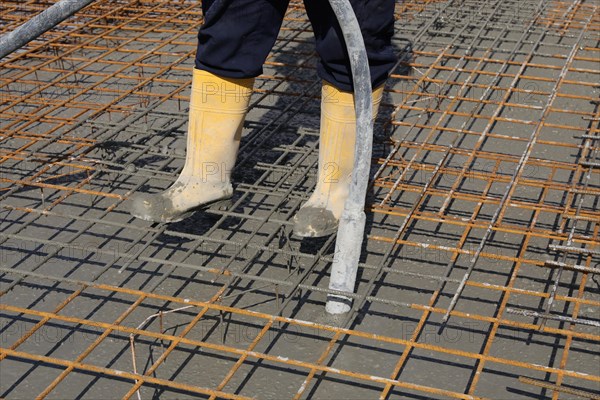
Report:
130,69,254,223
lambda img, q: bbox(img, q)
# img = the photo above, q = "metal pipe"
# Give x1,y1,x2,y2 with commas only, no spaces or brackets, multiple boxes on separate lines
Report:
325,0,374,314
0,0,95,60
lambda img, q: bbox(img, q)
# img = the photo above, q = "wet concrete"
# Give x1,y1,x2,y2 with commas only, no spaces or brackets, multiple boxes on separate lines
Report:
1,0,599,399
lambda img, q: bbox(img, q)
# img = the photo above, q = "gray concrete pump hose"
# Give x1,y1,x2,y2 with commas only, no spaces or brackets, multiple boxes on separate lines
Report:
0,0,95,60
326,0,374,314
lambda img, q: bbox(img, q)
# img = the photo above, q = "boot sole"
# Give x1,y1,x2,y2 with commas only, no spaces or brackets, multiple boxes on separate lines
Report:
132,198,233,224
292,206,339,238
167,198,233,223
292,221,338,238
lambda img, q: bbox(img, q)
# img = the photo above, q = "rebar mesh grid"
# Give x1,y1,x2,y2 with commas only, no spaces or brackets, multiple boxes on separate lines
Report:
1,0,599,399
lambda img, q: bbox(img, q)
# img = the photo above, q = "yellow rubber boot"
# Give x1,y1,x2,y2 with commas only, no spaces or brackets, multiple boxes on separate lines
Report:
293,81,384,237
130,69,254,223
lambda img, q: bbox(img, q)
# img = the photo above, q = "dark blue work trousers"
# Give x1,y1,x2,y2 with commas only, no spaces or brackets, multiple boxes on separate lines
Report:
196,0,397,91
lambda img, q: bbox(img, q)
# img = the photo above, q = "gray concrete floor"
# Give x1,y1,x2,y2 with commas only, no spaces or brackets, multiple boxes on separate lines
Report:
1,0,599,399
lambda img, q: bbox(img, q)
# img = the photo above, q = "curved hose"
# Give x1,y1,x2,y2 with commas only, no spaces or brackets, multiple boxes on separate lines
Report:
326,0,374,314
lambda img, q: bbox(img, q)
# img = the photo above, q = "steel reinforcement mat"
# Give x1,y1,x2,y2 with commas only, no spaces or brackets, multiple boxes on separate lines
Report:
1,0,599,399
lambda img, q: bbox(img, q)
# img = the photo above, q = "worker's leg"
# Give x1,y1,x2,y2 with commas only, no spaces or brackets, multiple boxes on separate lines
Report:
293,0,395,237
293,82,384,237
196,0,290,78
130,0,289,223
304,0,397,91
